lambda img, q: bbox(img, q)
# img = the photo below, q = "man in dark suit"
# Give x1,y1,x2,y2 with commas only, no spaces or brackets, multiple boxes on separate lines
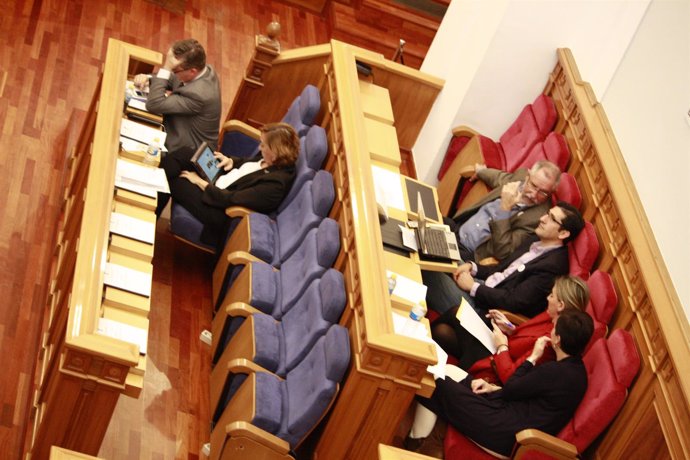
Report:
449,160,561,263
424,201,584,318
135,38,221,152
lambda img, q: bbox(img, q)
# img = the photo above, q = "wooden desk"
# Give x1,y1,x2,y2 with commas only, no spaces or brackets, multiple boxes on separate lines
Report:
218,38,444,459
26,39,162,458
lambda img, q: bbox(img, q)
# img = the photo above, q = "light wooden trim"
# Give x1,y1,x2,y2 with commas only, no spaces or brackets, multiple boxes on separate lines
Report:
544,48,690,458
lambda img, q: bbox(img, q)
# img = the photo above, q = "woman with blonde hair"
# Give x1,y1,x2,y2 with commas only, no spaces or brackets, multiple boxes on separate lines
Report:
158,122,299,246
433,275,591,383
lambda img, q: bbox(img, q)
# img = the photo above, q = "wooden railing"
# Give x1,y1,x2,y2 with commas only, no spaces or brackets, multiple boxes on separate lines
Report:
546,48,689,459
25,39,161,459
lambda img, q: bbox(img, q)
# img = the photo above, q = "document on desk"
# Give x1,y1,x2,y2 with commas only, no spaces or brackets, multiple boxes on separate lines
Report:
115,158,170,197
455,297,497,354
104,262,152,297
120,118,167,147
110,212,155,244
391,311,448,379
96,317,148,355
387,270,427,304
371,165,405,211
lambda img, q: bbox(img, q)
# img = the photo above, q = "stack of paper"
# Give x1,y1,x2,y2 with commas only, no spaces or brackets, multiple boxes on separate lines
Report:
110,212,155,244
96,317,148,355
115,158,170,198
103,262,152,298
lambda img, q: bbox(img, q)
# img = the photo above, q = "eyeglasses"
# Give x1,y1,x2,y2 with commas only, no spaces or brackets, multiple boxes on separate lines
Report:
546,210,564,227
525,177,552,199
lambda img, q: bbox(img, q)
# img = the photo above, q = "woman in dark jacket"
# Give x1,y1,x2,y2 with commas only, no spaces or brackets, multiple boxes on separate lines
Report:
158,122,299,245
407,309,594,458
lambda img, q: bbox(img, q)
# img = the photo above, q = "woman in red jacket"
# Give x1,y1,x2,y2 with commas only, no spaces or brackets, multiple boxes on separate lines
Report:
434,275,590,384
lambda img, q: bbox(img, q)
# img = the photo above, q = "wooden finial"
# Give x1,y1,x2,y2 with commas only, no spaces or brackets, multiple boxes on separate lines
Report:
258,21,281,51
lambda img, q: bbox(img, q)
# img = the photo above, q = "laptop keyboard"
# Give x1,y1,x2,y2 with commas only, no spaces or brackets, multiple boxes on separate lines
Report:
425,228,452,258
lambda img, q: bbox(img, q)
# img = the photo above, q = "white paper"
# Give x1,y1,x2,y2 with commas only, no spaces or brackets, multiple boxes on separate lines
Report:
104,262,152,297
371,165,405,211
116,158,170,194
96,317,148,355
455,297,497,354
110,212,155,244
400,226,418,251
391,311,448,379
387,270,427,304
127,97,148,111
120,118,167,146
444,364,468,382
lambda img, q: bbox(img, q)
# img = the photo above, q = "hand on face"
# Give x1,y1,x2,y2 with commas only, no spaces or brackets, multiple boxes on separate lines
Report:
500,181,522,211
163,47,183,71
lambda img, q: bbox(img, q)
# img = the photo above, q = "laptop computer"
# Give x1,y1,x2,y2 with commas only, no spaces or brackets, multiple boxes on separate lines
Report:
191,142,222,184
414,193,462,262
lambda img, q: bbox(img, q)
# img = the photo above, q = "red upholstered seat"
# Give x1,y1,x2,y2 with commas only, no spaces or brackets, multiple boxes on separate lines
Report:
437,95,557,180
553,172,582,209
568,222,599,280
515,132,570,173
443,329,640,459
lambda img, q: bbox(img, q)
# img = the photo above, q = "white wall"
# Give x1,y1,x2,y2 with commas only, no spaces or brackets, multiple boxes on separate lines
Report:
602,0,690,317
415,0,649,183
415,0,690,319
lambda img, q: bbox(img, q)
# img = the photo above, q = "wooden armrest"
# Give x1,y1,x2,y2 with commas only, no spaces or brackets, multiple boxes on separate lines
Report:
459,165,476,178
500,310,529,326
227,421,291,454
227,358,278,377
226,301,260,318
478,256,499,266
513,429,579,460
221,119,261,139
451,125,480,138
225,206,253,218
227,250,264,266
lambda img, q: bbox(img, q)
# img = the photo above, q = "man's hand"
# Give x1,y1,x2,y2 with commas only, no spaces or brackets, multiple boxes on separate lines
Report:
471,378,501,394
454,271,475,291
471,163,487,181
214,151,234,171
180,170,208,190
163,47,183,71
499,181,522,211
133,74,149,90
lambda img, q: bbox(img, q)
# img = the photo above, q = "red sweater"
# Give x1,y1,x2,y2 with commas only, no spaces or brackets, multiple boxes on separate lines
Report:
468,311,555,384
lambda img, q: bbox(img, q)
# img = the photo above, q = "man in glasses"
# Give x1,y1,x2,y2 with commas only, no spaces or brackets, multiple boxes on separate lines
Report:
134,38,221,153
447,160,561,263
424,202,584,319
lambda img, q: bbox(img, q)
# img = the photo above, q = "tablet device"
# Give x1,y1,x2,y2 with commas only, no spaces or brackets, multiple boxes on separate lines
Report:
191,142,222,184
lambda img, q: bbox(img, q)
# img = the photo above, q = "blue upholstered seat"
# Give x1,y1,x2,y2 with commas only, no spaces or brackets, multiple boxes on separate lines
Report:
247,170,335,266
211,324,350,451
219,84,321,159
211,268,345,371
210,218,341,366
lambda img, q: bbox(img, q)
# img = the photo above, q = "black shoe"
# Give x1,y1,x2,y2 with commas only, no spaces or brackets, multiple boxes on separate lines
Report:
403,436,425,452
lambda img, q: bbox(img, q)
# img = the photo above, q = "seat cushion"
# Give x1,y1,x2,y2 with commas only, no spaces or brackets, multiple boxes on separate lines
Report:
248,213,277,264
253,372,285,436
170,203,216,251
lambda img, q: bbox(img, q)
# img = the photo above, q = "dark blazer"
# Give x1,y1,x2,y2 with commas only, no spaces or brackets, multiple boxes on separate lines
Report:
473,235,569,317
147,65,222,152
452,168,551,262
163,150,295,245
202,156,296,213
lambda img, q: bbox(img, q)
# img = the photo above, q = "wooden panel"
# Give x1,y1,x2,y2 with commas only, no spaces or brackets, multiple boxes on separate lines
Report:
543,48,690,459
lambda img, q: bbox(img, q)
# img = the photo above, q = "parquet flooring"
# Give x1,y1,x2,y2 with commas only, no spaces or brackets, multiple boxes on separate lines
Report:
0,1,438,458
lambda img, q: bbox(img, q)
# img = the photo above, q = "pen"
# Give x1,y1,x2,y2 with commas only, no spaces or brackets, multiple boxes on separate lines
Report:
504,319,516,329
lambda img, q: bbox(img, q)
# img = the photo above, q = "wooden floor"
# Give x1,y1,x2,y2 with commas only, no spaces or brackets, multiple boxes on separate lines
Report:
0,0,438,459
